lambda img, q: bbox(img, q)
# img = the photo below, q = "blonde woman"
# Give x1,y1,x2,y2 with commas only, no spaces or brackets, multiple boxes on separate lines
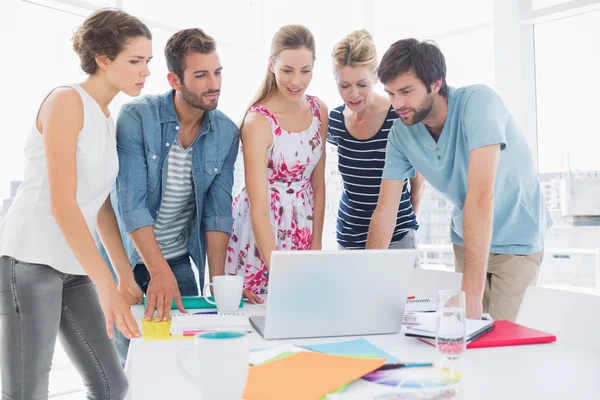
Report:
224,25,328,303
328,30,424,256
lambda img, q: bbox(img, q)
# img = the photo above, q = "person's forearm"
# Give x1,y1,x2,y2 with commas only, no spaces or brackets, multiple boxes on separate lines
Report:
311,184,325,245
409,180,425,217
250,210,277,268
51,200,115,290
462,193,494,295
205,231,229,280
96,197,135,284
366,208,395,249
129,226,170,277
410,190,423,217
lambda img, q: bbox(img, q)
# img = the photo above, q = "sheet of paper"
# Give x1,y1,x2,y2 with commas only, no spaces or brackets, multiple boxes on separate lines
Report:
403,312,436,326
248,344,310,366
259,352,351,400
244,352,385,400
301,338,400,364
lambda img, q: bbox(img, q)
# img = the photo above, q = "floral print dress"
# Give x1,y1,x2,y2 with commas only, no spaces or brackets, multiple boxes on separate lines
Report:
224,95,323,294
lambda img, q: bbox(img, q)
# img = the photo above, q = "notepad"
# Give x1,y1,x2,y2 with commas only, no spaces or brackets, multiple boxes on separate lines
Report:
405,297,435,312
140,317,191,341
169,313,252,335
404,319,494,343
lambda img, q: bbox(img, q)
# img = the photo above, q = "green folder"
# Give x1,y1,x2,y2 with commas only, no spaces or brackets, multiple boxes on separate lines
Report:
143,295,244,310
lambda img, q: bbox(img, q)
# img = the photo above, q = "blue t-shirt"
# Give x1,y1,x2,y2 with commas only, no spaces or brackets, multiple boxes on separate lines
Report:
382,85,551,255
328,105,418,249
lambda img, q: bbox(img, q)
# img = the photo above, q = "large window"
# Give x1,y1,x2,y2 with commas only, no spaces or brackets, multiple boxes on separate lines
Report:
123,0,262,53
0,1,84,201
534,8,600,290
532,0,576,9
373,0,493,48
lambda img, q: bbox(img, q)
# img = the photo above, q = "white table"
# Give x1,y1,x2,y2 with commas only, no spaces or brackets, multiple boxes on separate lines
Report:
125,304,600,400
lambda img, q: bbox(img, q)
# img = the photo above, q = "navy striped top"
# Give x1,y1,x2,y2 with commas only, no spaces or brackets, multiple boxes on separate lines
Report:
327,104,418,249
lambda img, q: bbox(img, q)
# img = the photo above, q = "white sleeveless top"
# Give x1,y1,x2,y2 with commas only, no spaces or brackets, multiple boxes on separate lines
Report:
0,84,118,275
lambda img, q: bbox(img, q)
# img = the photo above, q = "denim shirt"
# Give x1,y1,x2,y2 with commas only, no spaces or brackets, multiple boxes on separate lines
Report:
98,90,239,288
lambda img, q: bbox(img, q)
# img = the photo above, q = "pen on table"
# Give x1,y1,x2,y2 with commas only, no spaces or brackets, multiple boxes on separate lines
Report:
376,362,434,371
183,330,210,336
193,311,218,315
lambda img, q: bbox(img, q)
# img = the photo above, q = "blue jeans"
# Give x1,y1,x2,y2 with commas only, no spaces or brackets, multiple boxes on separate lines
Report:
115,254,198,367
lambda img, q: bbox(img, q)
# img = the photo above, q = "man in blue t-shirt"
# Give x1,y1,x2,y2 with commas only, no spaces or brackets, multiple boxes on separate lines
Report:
366,38,551,322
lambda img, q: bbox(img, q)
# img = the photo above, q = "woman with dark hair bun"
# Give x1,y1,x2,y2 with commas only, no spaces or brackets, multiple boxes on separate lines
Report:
0,8,152,399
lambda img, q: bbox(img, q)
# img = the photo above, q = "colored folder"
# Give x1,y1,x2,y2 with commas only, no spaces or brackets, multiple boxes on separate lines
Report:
416,320,556,349
466,320,556,348
143,295,244,310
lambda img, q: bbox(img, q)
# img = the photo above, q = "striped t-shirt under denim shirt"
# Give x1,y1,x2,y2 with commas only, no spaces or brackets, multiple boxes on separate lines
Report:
152,138,196,260
327,104,418,249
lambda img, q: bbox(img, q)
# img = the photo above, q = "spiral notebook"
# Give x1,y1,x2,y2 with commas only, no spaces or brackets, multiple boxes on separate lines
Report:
169,312,252,335
405,297,435,312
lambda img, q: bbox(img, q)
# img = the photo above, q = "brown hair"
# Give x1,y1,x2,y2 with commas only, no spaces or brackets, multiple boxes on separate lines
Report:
377,38,448,96
240,24,316,135
72,8,151,75
331,29,377,76
164,28,217,83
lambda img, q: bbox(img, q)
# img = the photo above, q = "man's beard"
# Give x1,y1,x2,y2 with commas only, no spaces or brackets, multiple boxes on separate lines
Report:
397,93,434,126
181,85,219,111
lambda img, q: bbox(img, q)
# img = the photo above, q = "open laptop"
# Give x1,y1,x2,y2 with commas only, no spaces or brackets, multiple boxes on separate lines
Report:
250,249,417,340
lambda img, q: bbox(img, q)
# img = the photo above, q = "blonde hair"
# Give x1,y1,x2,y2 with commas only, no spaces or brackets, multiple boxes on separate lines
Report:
240,24,316,136
331,29,377,76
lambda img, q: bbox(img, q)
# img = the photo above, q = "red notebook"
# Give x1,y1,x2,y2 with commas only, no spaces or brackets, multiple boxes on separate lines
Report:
467,320,556,348
418,320,556,349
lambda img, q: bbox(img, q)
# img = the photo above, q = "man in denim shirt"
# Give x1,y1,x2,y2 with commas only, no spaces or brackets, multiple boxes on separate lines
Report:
100,28,239,364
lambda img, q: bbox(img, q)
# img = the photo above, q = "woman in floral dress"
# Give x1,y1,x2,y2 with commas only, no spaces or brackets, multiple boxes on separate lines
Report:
224,25,328,302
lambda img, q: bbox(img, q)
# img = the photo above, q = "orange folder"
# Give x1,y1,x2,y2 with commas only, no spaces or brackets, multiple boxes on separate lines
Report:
244,352,385,400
